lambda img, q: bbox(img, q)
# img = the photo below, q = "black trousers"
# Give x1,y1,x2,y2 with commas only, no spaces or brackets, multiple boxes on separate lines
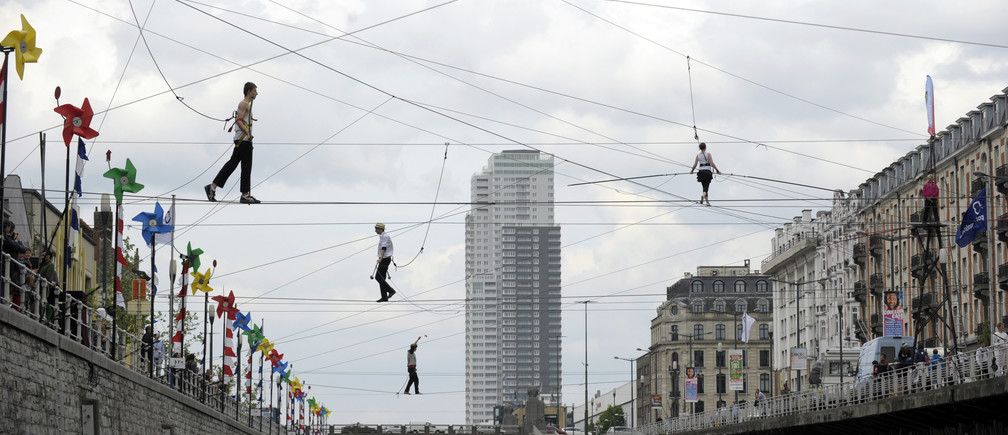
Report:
405,366,419,393
213,140,254,193
376,257,394,298
923,198,939,222
697,170,713,193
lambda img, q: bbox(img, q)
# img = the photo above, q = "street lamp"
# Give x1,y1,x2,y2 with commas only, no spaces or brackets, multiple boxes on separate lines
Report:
576,300,595,432
614,355,635,428
716,342,724,408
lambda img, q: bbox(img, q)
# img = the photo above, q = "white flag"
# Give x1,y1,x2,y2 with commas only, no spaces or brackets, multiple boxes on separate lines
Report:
741,312,756,343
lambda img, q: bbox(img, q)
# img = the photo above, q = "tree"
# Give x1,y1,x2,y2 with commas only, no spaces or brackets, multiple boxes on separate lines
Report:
595,405,625,435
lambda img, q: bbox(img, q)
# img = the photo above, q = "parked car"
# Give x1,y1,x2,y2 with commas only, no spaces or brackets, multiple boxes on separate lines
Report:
545,426,566,435
342,424,378,434
406,422,445,434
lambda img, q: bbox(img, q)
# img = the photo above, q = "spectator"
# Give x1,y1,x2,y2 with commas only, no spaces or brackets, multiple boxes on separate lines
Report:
898,343,913,365
141,326,154,372
922,174,939,223
731,400,739,423
993,322,1008,376
153,333,165,377
2,220,26,308
754,389,767,417
928,349,944,388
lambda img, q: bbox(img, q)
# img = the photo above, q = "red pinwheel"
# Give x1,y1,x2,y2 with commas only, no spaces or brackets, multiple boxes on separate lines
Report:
54,98,99,147
268,349,284,366
211,290,239,320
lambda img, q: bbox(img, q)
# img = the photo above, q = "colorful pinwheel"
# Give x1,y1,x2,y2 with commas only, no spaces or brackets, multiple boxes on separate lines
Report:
54,98,99,147
257,337,274,355
271,360,289,376
290,377,303,394
102,158,143,204
267,349,284,365
191,268,213,294
233,311,252,332
1,14,42,80
212,290,239,320
186,242,203,272
279,368,292,384
243,324,264,352
132,201,173,246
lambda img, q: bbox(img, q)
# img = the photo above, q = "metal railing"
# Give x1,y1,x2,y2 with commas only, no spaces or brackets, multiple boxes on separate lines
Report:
0,252,293,434
633,344,1008,434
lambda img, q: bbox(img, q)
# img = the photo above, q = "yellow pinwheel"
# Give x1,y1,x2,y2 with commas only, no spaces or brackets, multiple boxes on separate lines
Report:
190,268,213,294
290,377,303,393
258,337,275,355
1,14,42,80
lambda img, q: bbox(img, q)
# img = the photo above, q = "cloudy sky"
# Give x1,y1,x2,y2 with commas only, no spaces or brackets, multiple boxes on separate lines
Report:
3,0,1007,425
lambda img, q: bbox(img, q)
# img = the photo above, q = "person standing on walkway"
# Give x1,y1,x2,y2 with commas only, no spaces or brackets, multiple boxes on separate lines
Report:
206,82,260,204
689,142,721,206
374,223,396,302
404,336,422,395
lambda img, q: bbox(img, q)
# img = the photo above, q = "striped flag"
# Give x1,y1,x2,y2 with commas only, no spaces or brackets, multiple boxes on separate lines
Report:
114,204,127,307
223,326,236,384
171,263,187,354
67,138,88,267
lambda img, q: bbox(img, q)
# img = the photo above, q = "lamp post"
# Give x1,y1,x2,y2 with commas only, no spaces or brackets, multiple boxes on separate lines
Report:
716,342,724,408
576,300,595,432
614,355,635,427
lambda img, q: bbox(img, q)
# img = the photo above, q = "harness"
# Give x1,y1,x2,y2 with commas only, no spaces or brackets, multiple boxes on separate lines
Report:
227,100,255,145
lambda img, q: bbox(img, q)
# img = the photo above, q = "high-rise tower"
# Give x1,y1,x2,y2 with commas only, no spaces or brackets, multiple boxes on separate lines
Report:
465,150,561,424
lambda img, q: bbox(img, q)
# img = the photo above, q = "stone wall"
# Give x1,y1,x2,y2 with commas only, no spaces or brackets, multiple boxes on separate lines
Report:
0,305,278,434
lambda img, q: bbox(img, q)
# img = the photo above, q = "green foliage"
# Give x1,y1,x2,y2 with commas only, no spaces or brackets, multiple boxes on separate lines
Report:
595,405,625,435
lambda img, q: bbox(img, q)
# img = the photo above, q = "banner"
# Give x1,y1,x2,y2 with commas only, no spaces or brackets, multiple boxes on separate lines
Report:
650,395,662,409
728,350,744,391
956,188,987,247
684,366,698,403
790,348,807,371
883,290,904,336
925,75,936,137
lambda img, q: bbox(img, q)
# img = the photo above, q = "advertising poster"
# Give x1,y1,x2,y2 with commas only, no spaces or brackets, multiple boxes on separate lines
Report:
728,350,744,391
883,290,904,336
684,366,698,403
790,347,807,371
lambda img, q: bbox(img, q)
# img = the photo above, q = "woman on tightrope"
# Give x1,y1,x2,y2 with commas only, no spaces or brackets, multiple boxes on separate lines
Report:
690,142,721,206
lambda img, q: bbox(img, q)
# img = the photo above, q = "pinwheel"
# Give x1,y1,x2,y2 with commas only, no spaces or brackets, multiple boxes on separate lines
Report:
212,289,239,320
243,323,264,348
267,349,284,366
191,268,213,294
186,242,203,272
308,398,318,412
271,360,289,376
257,337,274,355
322,408,331,417
54,98,98,147
1,14,42,80
132,201,173,247
233,311,252,332
102,158,143,204
279,368,292,384
290,377,303,394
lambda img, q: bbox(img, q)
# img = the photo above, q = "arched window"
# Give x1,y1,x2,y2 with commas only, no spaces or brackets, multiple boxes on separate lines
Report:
735,280,746,292
736,300,747,313
714,299,725,312
756,280,769,292
670,305,679,315
758,299,769,312
713,280,725,293
716,324,726,340
693,300,704,312
670,325,679,341
691,280,704,293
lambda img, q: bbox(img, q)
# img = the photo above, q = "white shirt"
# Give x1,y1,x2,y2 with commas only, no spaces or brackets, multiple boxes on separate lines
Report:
377,232,393,258
993,330,1008,346
697,152,712,170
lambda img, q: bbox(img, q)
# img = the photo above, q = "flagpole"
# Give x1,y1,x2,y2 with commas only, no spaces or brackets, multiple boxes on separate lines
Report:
111,203,120,360
236,331,242,421
39,132,47,246
168,195,176,373
259,319,265,432
0,51,10,264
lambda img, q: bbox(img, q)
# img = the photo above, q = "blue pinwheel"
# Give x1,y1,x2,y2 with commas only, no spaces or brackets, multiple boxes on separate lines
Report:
272,360,289,377
132,202,174,246
233,311,252,332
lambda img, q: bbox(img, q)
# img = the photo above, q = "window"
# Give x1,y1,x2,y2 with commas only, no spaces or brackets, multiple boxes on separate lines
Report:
759,324,770,340
695,400,705,413
713,280,725,293
737,324,743,341
759,350,770,367
736,300,747,313
756,280,769,292
716,373,726,394
735,280,746,292
693,300,704,312
694,350,705,367
760,374,771,393
716,324,726,340
716,350,725,367
691,281,704,293
670,325,679,341
758,299,769,312
698,375,705,394
670,305,679,315
693,324,704,340
714,300,725,312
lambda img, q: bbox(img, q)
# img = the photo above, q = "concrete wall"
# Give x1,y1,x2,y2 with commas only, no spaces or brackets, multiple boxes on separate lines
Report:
0,305,274,434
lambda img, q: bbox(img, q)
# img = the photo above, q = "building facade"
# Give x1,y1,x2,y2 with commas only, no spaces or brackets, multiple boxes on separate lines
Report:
640,263,773,424
465,150,561,424
762,87,1008,392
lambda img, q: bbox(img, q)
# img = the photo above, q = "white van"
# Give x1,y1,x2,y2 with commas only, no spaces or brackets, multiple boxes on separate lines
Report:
853,336,919,383
808,347,862,386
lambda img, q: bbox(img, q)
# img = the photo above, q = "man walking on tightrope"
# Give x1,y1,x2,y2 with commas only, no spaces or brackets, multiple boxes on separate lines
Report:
374,223,396,302
405,336,422,395
205,82,261,204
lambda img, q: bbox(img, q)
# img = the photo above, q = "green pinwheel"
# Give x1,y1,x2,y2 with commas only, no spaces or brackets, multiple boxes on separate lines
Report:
102,158,144,204
186,242,203,272
243,323,264,350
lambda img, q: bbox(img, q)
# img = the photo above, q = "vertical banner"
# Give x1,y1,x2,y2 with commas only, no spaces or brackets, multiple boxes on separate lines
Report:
684,366,698,403
883,290,905,336
790,348,807,371
728,350,744,391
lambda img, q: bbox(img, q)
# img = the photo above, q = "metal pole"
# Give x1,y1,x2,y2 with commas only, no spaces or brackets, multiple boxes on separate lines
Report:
60,133,70,334
986,143,998,344
111,204,120,360
149,239,156,378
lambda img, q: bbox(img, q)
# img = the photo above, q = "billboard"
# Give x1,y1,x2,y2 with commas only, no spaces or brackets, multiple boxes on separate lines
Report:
728,350,744,391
